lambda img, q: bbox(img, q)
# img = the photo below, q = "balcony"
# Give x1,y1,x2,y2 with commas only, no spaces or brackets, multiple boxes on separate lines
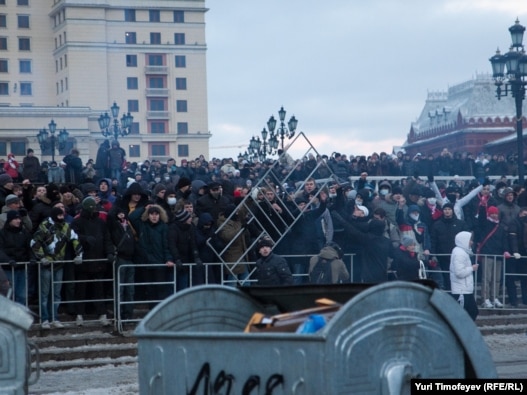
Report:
144,66,168,74
146,111,170,119
146,88,170,97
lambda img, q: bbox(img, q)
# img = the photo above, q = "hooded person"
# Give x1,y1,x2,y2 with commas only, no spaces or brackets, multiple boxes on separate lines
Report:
308,242,349,284
390,235,420,281
450,231,479,320
175,176,192,200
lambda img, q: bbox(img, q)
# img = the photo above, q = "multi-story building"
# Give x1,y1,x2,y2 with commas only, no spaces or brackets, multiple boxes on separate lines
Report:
402,74,526,159
0,0,209,164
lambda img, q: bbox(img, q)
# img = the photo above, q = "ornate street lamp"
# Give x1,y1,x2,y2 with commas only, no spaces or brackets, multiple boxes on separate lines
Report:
36,119,69,162
247,127,279,161
98,101,133,142
490,19,527,183
267,106,298,150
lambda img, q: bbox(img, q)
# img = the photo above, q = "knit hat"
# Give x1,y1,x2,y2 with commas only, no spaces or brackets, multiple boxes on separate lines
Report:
401,236,416,247
391,186,403,195
356,205,369,217
177,177,191,189
153,183,167,196
50,207,64,222
175,209,191,223
0,174,13,186
295,196,308,205
442,202,454,210
208,181,221,190
487,206,499,215
81,196,97,214
408,205,420,214
6,210,21,223
5,194,20,206
257,236,274,249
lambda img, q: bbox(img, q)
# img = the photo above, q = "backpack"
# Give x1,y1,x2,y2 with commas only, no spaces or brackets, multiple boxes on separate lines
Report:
309,257,333,284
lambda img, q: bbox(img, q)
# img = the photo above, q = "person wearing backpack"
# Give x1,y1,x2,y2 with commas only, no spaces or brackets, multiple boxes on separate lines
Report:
308,242,349,284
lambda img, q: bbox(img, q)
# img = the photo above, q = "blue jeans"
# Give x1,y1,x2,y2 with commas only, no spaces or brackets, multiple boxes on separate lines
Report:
114,258,135,319
5,268,26,306
40,268,63,322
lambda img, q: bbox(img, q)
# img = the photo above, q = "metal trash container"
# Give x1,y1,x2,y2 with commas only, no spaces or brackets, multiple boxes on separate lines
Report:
0,295,38,395
136,282,497,395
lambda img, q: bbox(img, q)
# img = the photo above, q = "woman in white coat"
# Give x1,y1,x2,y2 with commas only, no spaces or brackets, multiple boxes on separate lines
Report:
450,231,479,320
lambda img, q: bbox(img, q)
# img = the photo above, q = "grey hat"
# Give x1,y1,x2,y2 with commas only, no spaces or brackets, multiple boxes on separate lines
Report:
5,194,20,206
401,236,416,247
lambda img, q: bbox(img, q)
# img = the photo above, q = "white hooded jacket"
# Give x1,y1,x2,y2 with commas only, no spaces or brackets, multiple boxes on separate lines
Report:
450,231,475,295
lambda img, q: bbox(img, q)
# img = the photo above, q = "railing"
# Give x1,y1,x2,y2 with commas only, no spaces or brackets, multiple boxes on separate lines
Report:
2,252,526,334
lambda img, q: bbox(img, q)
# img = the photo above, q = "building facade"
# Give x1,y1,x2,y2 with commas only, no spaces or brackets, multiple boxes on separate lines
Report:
402,74,526,159
0,0,209,164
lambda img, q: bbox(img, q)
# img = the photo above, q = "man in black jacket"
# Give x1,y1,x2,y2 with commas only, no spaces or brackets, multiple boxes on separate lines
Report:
253,237,293,286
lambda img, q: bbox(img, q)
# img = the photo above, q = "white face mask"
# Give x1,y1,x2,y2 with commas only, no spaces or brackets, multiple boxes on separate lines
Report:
410,213,420,221
355,198,363,205
379,189,389,196
427,197,437,205
329,192,337,199
167,197,177,206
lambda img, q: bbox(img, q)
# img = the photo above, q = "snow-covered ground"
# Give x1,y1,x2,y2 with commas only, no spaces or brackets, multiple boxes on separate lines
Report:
28,333,527,394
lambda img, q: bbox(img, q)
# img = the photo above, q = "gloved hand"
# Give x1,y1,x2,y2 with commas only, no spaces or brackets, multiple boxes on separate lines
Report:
428,257,438,268
73,255,83,265
504,251,512,259
8,260,16,268
106,254,115,263
195,258,203,267
514,253,521,260
175,259,183,270
40,257,51,266
18,208,28,217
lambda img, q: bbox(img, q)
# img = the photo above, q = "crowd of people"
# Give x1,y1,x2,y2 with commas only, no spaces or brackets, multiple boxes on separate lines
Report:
0,143,526,328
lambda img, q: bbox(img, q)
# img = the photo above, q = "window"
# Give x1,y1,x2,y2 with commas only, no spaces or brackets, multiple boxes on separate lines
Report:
178,144,189,157
20,82,31,95
0,14,6,28
175,77,187,90
177,122,188,135
10,141,26,156
130,122,140,134
149,99,165,111
19,59,31,73
125,32,136,44
127,77,138,89
0,142,5,157
0,82,6,95
173,10,184,23
149,10,160,22
148,77,164,88
17,15,29,28
0,59,7,72
18,37,30,51
126,54,137,67
64,54,67,67
150,122,166,134
128,99,139,112
124,9,136,22
175,55,186,68
150,32,161,44
17,0,29,5
174,33,185,45
0,37,7,50
147,54,163,65
176,100,187,112
129,144,140,158
151,144,167,156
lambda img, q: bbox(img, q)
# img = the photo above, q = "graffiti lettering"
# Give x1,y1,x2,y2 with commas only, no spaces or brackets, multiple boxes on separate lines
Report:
187,362,284,395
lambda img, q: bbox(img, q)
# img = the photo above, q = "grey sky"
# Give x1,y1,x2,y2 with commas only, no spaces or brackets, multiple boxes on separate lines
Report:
206,1,527,160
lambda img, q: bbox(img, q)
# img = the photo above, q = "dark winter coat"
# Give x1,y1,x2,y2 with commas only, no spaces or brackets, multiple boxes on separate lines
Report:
22,155,41,182
0,222,33,266
254,252,293,286
196,192,230,222
391,246,420,281
430,216,469,255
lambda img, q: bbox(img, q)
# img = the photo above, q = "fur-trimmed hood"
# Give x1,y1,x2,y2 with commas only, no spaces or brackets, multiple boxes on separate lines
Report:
140,204,169,223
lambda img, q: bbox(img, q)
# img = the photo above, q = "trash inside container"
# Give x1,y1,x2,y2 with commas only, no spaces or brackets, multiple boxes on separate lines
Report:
0,295,38,395
135,282,497,395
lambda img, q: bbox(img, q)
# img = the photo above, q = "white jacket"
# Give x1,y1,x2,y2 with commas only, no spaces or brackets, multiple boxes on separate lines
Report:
450,231,475,295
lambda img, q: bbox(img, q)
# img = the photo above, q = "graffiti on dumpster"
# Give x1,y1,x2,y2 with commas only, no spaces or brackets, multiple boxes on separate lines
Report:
187,362,284,395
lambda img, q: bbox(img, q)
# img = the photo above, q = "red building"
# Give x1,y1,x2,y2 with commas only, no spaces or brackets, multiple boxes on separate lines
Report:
401,74,527,158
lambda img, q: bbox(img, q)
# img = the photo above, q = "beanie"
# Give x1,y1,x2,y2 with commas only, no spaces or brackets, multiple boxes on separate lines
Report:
50,207,64,222
257,237,274,249
6,210,21,223
153,183,167,196
5,194,20,206
408,205,420,214
175,209,191,223
487,206,499,215
391,186,403,195
442,202,454,211
0,174,13,186
356,205,369,217
401,236,416,247
82,196,97,214
177,177,192,189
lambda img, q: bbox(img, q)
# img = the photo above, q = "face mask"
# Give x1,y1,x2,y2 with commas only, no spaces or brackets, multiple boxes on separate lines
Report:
167,197,177,206
154,177,161,183
410,213,419,221
379,189,389,196
329,192,337,199
427,198,437,205
355,198,363,205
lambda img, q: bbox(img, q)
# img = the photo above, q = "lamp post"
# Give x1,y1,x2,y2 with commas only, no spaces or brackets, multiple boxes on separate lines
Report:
266,106,298,150
98,101,133,142
36,119,69,162
247,127,279,161
489,19,527,183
